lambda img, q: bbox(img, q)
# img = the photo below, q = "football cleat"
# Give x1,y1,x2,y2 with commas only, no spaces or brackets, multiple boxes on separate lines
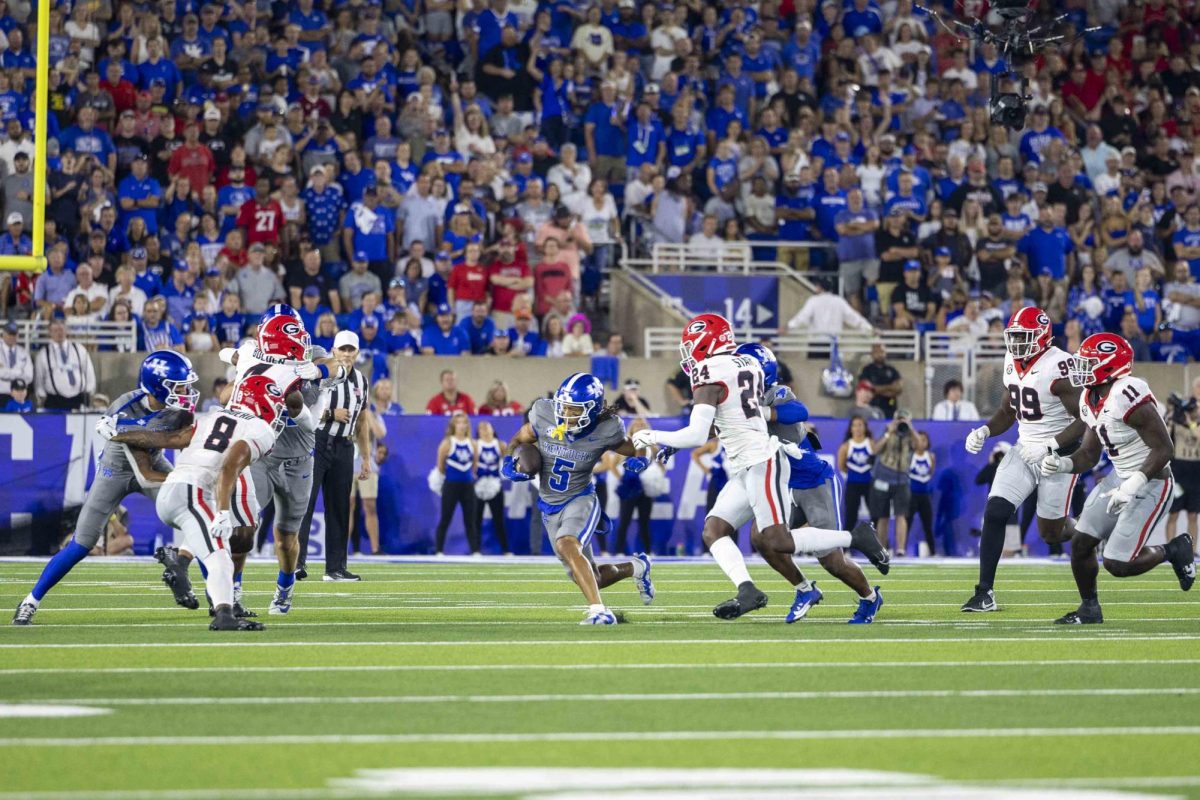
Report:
11,602,36,626
209,608,265,631
155,546,199,610
848,587,884,624
233,601,258,619
1054,600,1103,625
713,581,768,620
849,521,890,575
1165,534,1196,592
961,585,997,612
633,552,655,605
295,566,308,581
268,586,293,615
786,582,823,623
581,608,617,625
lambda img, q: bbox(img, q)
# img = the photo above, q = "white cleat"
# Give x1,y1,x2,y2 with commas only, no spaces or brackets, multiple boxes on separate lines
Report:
581,608,617,625
633,553,655,605
268,586,293,615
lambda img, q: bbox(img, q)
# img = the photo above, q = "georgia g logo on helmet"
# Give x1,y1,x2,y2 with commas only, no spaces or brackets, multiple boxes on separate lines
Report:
1095,339,1119,355
280,321,303,338
1036,313,1050,327
687,320,707,334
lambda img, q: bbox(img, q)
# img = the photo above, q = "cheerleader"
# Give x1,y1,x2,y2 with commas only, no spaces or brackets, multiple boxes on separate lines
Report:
612,420,655,555
473,420,511,555
838,415,875,531
692,439,728,514
907,430,936,557
435,412,480,555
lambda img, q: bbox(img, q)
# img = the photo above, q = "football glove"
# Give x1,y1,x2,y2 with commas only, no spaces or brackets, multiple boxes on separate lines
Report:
631,428,657,450
209,510,233,545
965,425,990,454
1018,441,1051,466
95,415,119,442
296,361,323,381
1040,452,1073,476
501,456,533,482
1105,472,1148,515
623,456,649,475
655,445,677,465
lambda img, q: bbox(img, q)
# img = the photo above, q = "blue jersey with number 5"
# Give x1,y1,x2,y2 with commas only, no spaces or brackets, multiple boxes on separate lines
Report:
530,397,625,512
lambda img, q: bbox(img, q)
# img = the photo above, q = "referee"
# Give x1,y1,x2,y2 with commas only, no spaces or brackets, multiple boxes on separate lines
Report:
298,331,372,581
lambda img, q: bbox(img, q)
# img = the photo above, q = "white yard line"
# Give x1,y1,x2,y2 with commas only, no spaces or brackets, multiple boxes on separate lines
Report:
3,726,1200,748
20,687,1200,707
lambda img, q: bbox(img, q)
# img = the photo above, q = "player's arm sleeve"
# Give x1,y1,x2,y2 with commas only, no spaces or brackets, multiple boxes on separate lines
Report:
774,399,809,425
653,403,717,449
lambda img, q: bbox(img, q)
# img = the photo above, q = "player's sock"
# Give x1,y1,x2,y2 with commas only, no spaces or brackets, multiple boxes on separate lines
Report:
630,558,647,579
796,577,813,592
588,603,607,615
197,560,209,580
201,550,235,609
277,570,296,590
21,593,39,608
709,537,752,587
790,526,851,554
233,571,243,589
977,498,1014,591
862,588,877,602
30,541,90,602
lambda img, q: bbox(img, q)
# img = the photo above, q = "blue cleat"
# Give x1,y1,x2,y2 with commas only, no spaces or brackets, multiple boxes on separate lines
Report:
785,582,823,623
581,608,618,625
633,553,655,605
848,587,884,624
268,585,293,615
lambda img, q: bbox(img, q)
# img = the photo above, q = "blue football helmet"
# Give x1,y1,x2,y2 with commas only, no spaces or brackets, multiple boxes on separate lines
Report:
139,350,199,410
260,303,302,328
553,373,606,436
735,342,778,389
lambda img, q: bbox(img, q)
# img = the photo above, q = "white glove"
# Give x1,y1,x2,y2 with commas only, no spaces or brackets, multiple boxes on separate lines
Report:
1104,472,1148,515
218,347,237,365
631,429,658,450
296,361,322,381
1019,441,1050,466
965,425,990,454
1040,452,1072,476
95,415,119,442
209,510,233,544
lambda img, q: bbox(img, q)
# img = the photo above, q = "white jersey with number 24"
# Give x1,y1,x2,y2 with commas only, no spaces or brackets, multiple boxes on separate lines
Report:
690,353,773,473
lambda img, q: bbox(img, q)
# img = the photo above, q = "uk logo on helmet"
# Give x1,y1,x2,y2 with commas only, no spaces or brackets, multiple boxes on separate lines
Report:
144,357,171,377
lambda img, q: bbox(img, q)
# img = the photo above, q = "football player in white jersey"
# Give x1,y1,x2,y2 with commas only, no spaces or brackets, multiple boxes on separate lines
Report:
961,307,1088,612
1040,333,1195,624
632,314,889,619
113,375,292,630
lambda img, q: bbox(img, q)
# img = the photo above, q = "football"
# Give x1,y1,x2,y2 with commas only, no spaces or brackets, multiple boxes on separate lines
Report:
513,443,542,476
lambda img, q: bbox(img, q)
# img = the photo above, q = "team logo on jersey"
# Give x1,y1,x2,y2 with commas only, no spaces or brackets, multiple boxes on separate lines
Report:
1005,365,1013,374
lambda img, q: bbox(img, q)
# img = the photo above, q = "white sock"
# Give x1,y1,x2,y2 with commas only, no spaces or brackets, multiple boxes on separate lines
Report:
791,526,851,555
795,578,813,592
202,549,235,608
630,558,647,579
22,593,38,608
862,589,877,602
588,603,607,615
710,537,752,587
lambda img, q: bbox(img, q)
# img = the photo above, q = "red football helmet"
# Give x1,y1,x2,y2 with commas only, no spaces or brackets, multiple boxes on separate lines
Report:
229,375,287,435
1004,306,1053,361
1069,333,1134,388
679,313,736,374
258,315,310,361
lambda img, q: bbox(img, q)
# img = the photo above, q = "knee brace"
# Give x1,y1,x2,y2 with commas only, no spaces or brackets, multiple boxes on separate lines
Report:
983,497,1016,528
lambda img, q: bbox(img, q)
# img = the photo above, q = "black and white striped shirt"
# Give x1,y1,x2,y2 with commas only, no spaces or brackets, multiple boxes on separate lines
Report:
320,367,368,439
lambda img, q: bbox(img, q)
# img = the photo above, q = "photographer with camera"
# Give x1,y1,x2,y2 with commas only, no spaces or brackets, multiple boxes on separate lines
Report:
1167,378,1200,549
869,408,916,556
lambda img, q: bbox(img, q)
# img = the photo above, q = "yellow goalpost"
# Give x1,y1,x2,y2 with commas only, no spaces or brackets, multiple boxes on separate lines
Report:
0,0,50,273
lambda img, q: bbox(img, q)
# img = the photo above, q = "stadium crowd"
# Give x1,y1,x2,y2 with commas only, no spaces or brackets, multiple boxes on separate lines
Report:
0,0,1194,402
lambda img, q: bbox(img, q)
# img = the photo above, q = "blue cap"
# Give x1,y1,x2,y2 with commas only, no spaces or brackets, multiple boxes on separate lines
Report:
436,302,452,315
362,315,379,328
353,250,368,262
835,131,850,142
903,144,917,155
302,285,320,297
131,246,147,259
516,152,533,164
935,246,951,257
205,267,221,277
903,259,922,272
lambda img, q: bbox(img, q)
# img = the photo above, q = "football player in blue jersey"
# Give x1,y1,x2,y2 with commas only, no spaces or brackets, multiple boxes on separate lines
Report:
13,351,199,625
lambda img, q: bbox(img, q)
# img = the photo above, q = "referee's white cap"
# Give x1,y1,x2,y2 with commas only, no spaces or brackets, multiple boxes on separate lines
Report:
334,331,360,350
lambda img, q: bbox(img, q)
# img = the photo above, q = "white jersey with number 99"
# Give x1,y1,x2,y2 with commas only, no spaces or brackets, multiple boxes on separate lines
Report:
165,409,277,495
690,353,773,473
1002,346,1075,447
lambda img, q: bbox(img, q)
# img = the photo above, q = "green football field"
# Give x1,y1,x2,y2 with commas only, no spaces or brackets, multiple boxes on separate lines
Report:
1,557,1199,800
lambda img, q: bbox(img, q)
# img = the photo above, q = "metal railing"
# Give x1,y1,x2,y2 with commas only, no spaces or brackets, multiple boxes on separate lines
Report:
12,319,137,351
622,240,831,279
644,327,921,360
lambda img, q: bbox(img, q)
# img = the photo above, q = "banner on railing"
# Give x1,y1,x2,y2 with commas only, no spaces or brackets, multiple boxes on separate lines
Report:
1,414,1112,559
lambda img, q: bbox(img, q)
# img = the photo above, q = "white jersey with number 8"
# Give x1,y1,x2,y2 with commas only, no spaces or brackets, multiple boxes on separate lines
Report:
690,353,773,473
1002,346,1075,446
1080,376,1156,479
165,409,277,495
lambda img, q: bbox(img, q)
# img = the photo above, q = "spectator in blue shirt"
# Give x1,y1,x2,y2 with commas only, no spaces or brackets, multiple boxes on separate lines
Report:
1018,105,1066,164
0,210,31,257
138,37,182,104
456,300,497,354
136,296,185,352
343,186,396,284
883,171,928,226
1102,270,1135,331
843,0,884,38
301,165,346,255
507,308,545,356
117,154,162,236
1172,205,1200,280
59,107,116,174
357,317,391,379
32,245,76,320
625,100,664,177
583,81,626,184
706,85,748,149
421,303,470,354
210,291,245,347
129,247,163,298
1017,207,1075,282
813,167,848,242
387,313,421,356
783,21,821,82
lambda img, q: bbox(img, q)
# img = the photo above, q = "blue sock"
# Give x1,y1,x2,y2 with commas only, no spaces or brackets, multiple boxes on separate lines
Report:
31,541,90,602
277,570,295,590
233,571,243,588
198,560,209,580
